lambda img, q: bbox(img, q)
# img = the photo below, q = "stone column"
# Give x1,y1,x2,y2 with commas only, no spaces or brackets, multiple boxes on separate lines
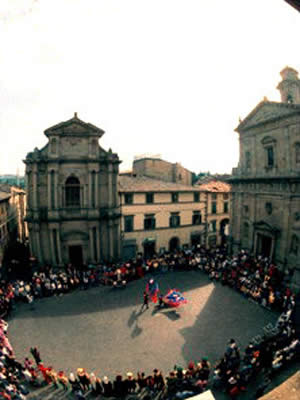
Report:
33,166,38,209
47,172,51,209
96,227,100,262
88,171,92,208
35,226,43,264
95,171,99,208
109,220,113,260
108,164,112,206
57,227,62,265
55,170,58,209
49,227,55,265
89,227,93,262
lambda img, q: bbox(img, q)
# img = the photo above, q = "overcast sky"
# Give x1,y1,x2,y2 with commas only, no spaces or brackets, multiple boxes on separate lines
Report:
0,0,299,176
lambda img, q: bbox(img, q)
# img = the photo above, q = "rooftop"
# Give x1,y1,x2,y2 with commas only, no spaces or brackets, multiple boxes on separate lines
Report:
196,180,231,193
118,175,202,192
0,191,11,202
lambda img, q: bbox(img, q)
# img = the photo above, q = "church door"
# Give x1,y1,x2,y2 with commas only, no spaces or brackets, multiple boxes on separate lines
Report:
69,245,83,267
257,234,272,258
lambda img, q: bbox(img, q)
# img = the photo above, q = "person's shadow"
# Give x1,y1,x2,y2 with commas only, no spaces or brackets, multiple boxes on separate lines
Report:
128,308,146,328
131,322,142,338
162,309,181,320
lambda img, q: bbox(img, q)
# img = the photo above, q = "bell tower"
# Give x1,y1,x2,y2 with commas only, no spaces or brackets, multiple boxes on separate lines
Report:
277,66,300,104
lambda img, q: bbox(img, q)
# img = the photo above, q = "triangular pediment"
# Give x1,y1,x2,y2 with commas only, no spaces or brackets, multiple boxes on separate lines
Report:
253,220,281,234
44,115,105,138
237,101,300,132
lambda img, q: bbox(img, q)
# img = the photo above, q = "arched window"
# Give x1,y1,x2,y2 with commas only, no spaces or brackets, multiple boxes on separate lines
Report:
65,176,80,207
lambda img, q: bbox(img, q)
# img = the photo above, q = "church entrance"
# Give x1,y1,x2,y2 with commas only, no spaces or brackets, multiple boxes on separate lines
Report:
257,234,272,258
69,245,83,267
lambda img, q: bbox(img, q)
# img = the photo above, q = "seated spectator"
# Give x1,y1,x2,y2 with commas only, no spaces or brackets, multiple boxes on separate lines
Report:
113,374,127,398
102,376,113,397
125,371,136,393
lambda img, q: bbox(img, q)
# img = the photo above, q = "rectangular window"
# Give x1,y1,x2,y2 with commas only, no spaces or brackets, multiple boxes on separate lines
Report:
124,215,134,232
244,205,249,214
212,193,217,200
194,192,200,202
211,202,217,214
223,202,228,213
169,213,180,227
223,194,229,200
192,211,202,225
172,192,179,203
124,193,133,205
144,214,156,230
146,193,154,204
267,147,274,167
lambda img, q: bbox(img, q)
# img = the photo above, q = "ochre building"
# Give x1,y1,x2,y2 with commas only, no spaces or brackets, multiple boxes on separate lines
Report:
230,67,300,289
196,180,231,248
119,174,206,259
24,114,121,266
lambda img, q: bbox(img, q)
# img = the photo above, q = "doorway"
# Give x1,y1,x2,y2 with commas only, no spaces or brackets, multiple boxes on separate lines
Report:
257,234,272,258
143,241,156,259
169,237,180,252
69,245,83,267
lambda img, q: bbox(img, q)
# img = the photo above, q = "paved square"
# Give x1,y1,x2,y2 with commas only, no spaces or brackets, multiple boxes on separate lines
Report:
8,271,278,379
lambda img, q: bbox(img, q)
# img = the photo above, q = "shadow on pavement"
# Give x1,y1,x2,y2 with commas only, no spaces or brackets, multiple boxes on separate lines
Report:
11,271,211,319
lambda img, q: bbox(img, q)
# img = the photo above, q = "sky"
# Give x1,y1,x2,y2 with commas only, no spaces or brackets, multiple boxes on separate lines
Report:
0,0,299,176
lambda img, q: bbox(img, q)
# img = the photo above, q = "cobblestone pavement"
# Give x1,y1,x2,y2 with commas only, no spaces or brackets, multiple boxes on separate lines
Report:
8,270,290,399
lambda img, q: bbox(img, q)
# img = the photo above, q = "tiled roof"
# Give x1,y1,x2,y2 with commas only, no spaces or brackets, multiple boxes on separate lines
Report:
118,175,203,192
0,191,11,202
196,180,231,192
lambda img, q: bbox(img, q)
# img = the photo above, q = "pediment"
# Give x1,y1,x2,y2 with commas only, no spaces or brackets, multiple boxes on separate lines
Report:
61,230,89,241
45,115,105,138
253,220,281,234
237,101,300,132
63,122,89,135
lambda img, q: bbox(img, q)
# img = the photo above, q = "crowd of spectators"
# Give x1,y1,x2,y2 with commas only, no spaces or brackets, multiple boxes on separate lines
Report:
0,246,299,399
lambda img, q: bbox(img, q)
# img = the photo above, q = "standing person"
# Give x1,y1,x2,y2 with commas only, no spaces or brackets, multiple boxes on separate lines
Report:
140,291,149,311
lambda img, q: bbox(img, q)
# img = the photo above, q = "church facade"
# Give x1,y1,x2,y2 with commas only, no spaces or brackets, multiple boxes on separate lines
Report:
24,114,121,266
230,67,300,289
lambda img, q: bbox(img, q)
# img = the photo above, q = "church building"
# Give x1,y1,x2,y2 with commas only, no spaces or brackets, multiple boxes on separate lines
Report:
24,114,121,266
230,67,300,289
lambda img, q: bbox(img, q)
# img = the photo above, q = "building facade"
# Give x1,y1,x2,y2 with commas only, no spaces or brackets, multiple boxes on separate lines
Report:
119,175,206,259
0,191,11,267
196,180,231,247
230,67,300,289
24,114,121,266
0,185,27,267
132,157,193,185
